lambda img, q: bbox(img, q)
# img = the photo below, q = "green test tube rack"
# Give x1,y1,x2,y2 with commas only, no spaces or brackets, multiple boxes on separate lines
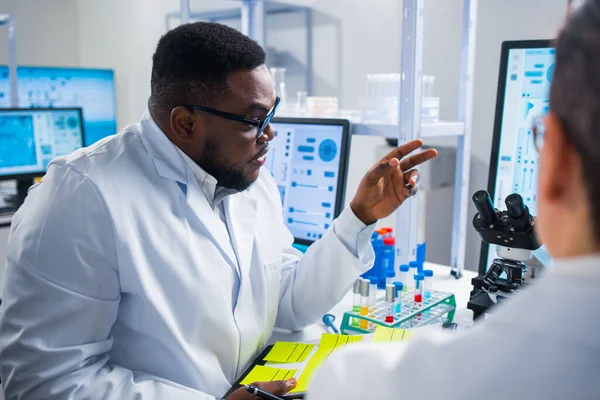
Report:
340,290,456,334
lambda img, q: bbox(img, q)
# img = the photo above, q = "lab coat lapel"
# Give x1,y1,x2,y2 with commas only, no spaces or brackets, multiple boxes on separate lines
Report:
139,111,238,268
184,178,238,269
224,192,257,279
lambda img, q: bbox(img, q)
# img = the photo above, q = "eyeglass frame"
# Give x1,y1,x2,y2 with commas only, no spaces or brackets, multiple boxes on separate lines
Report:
183,97,280,139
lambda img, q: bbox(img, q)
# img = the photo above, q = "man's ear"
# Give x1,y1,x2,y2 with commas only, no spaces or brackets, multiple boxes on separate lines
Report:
170,106,198,144
539,112,578,202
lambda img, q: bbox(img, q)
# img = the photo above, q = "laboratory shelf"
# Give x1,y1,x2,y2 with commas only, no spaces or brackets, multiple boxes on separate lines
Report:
351,121,465,139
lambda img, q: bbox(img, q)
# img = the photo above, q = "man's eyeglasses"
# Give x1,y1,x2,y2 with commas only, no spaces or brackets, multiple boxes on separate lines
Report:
185,97,280,139
532,115,545,152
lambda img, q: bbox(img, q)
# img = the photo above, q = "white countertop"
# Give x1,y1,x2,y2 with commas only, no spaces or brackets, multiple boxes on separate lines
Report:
270,262,477,343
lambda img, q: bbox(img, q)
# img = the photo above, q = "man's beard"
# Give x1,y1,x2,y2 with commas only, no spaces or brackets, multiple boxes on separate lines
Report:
196,138,251,192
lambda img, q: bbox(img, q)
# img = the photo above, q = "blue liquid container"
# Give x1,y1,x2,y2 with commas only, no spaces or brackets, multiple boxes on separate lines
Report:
362,232,383,279
378,237,396,289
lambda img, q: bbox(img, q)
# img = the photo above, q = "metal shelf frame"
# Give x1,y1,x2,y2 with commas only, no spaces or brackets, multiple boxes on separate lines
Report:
175,0,477,278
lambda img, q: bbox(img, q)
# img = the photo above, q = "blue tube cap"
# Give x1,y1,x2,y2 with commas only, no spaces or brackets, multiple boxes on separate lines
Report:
386,269,396,278
414,273,424,281
393,282,404,290
399,264,410,272
369,276,378,284
423,270,434,277
409,261,419,269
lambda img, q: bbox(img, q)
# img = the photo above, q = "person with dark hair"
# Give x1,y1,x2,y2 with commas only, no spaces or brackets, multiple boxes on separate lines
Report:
309,2,600,399
0,22,436,399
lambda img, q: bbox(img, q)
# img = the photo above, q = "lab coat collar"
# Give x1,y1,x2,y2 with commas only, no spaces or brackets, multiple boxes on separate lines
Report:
550,253,600,279
139,110,188,185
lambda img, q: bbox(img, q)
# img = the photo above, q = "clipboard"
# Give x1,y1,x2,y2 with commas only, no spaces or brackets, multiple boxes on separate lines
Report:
222,345,305,399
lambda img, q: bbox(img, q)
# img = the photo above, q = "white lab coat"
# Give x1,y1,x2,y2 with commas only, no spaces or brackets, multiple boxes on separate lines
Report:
308,256,600,400
0,112,374,399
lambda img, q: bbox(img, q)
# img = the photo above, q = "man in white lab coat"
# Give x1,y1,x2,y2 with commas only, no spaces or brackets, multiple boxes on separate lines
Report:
309,3,600,399
0,23,437,400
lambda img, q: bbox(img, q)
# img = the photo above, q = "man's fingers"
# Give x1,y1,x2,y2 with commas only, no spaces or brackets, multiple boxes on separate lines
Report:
254,378,297,395
399,148,438,171
380,139,424,163
403,169,420,197
363,158,400,186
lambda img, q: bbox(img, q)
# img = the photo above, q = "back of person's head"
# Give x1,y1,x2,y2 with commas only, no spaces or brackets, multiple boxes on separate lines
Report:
148,22,266,121
540,0,600,254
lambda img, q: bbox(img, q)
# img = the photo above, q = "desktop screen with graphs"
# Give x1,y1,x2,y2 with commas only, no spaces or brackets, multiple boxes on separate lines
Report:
0,108,84,178
0,66,117,146
484,43,554,269
267,120,348,244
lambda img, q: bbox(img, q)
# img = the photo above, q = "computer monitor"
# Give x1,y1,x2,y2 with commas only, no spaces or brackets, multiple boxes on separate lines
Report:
267,118,350,246
0,66,117,146
0,107,85,180
479,40,554,274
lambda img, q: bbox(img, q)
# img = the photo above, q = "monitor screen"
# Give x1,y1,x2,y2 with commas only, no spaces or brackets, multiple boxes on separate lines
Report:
0,108,84,178
267,118,350,245
482,41,554,273
0,66,117,146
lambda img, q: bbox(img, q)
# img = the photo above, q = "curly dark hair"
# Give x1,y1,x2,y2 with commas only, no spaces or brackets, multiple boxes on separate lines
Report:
551,0,600,242
148,22,266,120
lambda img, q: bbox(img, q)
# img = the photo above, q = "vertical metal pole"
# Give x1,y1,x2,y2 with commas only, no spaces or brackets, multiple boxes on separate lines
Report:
0,15,18,107
305,8,313,95
450,0,478,278
396,0,424,266
180,0,191,24
241,0,266,47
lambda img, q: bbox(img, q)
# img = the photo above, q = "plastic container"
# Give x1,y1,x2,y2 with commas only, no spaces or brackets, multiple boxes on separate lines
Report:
385,269,396,286
408,261,419,290
379,237,396,289
414,273,425,303
393,282,403,314
423,269,434,298
398,265,410,292
362,232,383,279
369,275,378,306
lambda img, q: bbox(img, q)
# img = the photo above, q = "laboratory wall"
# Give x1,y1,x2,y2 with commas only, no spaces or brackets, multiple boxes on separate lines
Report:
0,0,568,274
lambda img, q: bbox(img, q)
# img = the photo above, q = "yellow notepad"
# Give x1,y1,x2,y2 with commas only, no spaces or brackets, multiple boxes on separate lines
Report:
239,365,297,385
371,325,414,343
290,334,364,393
264,342,315,363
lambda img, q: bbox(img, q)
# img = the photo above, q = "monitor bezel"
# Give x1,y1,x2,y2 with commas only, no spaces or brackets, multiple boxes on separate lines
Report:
270,117,351,246
478,39,553,275
0,107,86,181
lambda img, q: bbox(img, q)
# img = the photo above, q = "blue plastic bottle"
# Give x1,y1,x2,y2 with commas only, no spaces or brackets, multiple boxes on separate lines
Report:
362,232,383,279
416,242,427,273
378,237,396,289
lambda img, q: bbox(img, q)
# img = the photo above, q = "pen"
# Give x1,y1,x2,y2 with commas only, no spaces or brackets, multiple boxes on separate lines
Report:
245,385,286,400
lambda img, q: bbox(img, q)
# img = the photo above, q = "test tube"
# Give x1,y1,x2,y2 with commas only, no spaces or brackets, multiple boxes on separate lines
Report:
352,279,361,327
414,273,424,303
385,284,395,323
408,261,419,290
393,282,403,314
368,276,378,308
423,269,434,298
385,269,396,286
359,279,370,330
399,265,409,292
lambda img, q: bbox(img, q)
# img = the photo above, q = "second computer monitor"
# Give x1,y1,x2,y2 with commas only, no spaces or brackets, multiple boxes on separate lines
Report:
267,118,350,245
0,108,85,179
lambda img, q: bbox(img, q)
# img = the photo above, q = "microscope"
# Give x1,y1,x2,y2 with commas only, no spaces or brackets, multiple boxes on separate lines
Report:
467,190,542,320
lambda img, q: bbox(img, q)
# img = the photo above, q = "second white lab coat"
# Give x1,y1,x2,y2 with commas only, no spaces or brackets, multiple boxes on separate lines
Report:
0,112,374,399
308,256,600,400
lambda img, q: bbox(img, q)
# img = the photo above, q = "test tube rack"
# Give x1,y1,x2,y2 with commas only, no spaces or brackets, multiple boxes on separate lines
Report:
340,290,456,334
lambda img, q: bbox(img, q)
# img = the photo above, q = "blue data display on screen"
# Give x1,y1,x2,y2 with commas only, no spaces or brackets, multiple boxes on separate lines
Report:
0,109,84,177
487,45,555,268
0,66,117,146
266,122,344,241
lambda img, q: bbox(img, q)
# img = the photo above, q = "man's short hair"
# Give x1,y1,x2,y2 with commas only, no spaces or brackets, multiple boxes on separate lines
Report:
148,22,266,119
550,0,600,241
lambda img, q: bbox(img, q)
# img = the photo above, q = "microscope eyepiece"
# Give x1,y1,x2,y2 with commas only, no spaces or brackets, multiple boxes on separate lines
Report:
506,193,525,219
472,190,497,225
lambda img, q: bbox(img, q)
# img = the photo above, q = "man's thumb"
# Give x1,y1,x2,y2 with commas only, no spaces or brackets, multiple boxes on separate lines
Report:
257,378,297,395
